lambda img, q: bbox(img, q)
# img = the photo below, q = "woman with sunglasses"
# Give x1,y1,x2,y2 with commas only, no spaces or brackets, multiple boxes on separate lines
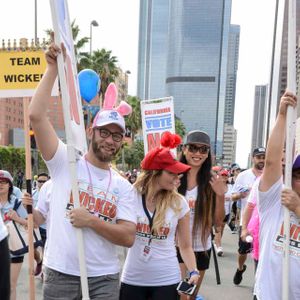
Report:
0,170,27,300
120,132,199,300
177,130,225,297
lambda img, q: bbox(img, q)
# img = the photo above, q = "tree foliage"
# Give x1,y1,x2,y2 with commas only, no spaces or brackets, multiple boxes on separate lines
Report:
80,49,119,101
116,141,144,170
175,116,186,138
125,96,142,141
0,146,47,180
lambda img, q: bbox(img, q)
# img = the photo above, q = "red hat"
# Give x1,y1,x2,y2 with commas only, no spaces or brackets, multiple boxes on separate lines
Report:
141,132,191,174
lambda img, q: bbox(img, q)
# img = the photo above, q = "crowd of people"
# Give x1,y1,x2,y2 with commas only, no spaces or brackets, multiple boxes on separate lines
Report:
1,43,300,300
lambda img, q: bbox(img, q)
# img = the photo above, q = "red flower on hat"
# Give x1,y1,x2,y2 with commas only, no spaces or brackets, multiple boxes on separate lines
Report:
140,132,189,174
160,131,181,149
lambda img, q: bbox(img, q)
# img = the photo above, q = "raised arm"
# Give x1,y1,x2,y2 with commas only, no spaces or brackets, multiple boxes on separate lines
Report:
260,91,297,192
28,43,64,161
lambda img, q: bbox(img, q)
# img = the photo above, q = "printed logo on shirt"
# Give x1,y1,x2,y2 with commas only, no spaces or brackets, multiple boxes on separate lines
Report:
136,216,170,241
187,197,196,213
273,214,300,257
65,180,118,223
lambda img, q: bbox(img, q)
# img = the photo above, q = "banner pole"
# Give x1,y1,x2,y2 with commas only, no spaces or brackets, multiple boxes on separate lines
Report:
23,97,35,300
283,0,297,299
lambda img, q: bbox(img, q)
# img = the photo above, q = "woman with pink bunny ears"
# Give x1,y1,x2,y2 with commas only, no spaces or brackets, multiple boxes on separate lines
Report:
29,42,137,300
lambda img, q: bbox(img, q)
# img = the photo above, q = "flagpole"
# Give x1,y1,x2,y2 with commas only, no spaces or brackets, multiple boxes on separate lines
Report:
283,0,297,299
23,97,35,300
49,1,90,298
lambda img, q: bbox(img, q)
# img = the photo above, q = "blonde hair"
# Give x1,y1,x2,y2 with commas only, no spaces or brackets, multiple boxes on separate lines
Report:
134,170,182,234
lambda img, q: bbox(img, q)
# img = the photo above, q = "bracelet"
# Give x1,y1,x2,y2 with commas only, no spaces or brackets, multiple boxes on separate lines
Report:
189,269,199,277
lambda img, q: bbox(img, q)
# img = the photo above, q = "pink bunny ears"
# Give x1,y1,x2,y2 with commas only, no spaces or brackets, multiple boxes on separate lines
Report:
103,83,132,116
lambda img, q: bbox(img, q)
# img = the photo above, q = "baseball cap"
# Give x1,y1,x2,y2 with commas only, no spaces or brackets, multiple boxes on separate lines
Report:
252,147,266,157
231,163,241,170
185,130,210,146
293,155,300,170
92,109,125,132
0,170,13,183
141,148,191,174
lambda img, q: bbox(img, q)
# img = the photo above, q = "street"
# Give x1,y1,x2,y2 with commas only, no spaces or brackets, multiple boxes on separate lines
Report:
17,227,255,300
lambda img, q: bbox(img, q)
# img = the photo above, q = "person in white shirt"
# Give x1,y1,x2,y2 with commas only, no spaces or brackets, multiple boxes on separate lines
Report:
120,132,199,300
0,213,10,300
31,172,49,276
0,170,27,300
231,147,265,285
214,169,234,256
28,42,136,300
177,130,225,297
254,91,300,300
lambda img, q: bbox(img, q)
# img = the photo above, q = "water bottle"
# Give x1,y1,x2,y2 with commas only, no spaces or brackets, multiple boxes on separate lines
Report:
245,235,253,243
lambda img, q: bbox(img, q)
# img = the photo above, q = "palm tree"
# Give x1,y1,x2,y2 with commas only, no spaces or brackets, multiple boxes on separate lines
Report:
45,19,89,68
80,49,119,102
125,96,142,141
175,116,186,137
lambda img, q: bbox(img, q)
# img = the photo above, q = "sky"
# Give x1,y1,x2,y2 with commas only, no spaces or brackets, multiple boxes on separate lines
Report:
0,0,278,168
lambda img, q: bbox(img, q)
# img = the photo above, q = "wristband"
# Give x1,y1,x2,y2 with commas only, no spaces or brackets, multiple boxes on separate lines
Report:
189,269,199,277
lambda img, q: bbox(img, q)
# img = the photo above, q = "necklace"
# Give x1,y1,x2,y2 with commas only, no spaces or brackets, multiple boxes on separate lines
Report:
84,156,112,200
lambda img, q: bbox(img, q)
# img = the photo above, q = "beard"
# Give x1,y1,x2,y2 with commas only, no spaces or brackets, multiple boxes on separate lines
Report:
255,162,265,170
91,134,120,163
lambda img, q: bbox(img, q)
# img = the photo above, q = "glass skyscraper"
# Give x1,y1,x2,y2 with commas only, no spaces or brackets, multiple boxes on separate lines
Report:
138,0,233,157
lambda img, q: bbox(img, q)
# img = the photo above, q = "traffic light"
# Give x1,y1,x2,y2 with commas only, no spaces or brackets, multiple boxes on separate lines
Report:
29,129,36,149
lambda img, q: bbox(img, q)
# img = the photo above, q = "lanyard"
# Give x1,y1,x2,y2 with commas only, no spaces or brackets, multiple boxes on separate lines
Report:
84,156,112,201
142,194,156,245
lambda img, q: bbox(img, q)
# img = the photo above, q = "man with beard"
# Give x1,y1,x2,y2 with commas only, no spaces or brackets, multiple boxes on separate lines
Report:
231,147,265,285
28,43,136,300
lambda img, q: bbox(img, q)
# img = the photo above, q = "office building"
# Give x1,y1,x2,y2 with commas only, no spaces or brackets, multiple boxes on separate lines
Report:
138,0,233,157
251,85,268,150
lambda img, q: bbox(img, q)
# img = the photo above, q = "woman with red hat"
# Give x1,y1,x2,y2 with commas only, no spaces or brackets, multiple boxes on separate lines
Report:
0,170,27,300
176,130,225,297
120,132,199,300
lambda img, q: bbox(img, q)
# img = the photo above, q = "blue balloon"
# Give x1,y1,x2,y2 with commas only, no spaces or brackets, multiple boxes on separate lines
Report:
78,69,100,103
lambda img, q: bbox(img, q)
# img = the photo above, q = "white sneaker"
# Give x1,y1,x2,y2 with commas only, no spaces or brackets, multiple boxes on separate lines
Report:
217,247,224,257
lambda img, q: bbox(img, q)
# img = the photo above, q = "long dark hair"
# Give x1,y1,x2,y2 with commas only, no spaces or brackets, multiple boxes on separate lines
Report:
7,181,14,203
178,150,216,248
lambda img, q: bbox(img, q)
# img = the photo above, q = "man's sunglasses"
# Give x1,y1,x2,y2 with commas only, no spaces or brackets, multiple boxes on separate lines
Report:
94,128,123,142
187,144,210,154
38,180,47,183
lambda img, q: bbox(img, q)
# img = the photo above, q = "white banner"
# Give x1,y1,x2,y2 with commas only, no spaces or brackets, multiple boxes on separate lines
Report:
50,0,87,154
140,97,175,154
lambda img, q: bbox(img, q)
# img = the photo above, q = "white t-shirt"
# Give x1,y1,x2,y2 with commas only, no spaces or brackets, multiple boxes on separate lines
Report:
255,178,300,300
0,214,8,242
32,189,47,230
224,184,233,215
121,190,189,286
232,169,257,226
43,140,137,277
185,187,211,251
36,180,52,231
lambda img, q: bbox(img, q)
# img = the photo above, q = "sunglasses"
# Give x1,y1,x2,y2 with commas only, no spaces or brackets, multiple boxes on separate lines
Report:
38,180,47,183
94,128,123,142
0,180,9,184
187,144,210,154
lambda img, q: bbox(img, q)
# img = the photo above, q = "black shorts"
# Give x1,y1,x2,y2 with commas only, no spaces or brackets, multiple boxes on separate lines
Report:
11,256,24,264
238,226,252,255
119,282,179,300
223,214,230,223
176,247,211,271
39,227,47,247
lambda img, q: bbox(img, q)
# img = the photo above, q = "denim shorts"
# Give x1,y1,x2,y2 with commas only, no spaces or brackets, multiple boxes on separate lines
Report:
43,267,119,300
